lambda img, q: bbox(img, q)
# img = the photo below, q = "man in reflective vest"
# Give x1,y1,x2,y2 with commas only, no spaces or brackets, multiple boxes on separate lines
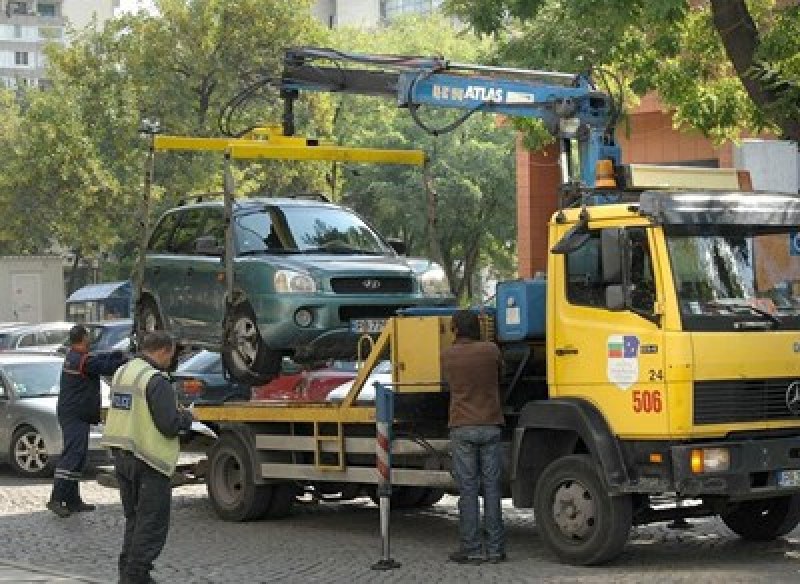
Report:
48,324,128,517
102,331,193,584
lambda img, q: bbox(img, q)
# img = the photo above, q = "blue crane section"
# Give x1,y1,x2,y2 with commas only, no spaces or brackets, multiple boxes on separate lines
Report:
278,47,622,188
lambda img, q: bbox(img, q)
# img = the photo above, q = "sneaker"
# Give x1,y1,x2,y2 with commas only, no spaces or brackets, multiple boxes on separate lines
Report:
487,553,507,564
46,500,71,518
448,550,484,565
67,502,96,512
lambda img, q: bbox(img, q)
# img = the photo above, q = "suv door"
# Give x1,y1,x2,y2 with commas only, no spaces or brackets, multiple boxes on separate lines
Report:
183,207,226,341
145,210,185,335
168,208,210,335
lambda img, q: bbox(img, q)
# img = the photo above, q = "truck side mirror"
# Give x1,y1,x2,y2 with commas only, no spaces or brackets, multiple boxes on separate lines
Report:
602,228,629,285
605,284,626,310
551,218,590,254
386,238,407,255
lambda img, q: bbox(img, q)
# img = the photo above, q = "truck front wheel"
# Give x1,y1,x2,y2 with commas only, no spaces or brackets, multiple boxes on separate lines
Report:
207,433,272,521
533,454,632,565
720,495,800,541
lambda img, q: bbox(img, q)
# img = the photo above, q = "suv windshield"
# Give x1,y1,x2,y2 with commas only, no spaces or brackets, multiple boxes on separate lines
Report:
236,205,390,255
666,227,800,331
1,361,61,397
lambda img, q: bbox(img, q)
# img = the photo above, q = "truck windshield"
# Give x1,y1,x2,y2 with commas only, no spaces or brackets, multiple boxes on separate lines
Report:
236,205,390,255
666,228,800,331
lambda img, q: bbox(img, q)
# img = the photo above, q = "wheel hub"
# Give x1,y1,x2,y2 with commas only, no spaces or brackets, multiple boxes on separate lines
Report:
230,317,258,367
552,479,596,540
15,432,46,472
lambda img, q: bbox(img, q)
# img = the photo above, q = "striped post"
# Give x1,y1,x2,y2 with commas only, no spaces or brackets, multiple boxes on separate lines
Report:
371,381,401,570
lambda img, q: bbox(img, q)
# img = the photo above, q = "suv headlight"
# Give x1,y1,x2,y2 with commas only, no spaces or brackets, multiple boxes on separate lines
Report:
418,264,450,297
274,270,316,293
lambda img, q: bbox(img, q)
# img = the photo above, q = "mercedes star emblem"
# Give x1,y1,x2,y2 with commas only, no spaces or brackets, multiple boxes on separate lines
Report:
786,381,800,416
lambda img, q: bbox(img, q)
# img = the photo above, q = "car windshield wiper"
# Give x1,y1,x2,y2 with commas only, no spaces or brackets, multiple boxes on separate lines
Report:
238,248,302,256
303,246,383,255
708,300,781,326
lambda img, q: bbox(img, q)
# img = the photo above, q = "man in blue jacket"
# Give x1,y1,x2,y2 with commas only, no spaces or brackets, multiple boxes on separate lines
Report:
47,324,128,517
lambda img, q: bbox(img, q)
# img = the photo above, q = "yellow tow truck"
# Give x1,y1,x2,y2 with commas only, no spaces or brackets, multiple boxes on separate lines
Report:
131,48,800,565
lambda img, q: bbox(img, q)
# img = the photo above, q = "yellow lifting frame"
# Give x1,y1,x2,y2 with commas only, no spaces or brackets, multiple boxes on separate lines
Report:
152,126,426,166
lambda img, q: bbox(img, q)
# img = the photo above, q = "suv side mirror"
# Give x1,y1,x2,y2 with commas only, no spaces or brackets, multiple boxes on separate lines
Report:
194,236,223,256
386,238,407,255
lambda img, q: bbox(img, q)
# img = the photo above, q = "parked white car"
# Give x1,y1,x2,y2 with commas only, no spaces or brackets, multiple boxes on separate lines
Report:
325,360,392,404
0,352,110,477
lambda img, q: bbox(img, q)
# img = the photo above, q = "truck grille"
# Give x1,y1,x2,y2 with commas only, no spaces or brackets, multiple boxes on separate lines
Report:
694,378,800,424
331,277,412,294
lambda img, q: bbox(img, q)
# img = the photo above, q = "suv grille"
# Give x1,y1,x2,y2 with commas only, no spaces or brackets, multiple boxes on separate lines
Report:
694,378,800,424
339,305,409,321
331,277,412,294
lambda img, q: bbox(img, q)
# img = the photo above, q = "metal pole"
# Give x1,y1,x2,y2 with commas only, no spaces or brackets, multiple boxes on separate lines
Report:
132,133,155,346
223,151,236,306
371,381,400,570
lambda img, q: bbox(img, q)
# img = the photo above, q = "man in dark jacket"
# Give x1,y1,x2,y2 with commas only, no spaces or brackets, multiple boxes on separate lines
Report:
441,310,506,564
47,324,128,518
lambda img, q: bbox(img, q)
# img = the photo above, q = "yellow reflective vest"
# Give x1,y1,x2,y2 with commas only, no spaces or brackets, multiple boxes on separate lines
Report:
101,357,180,477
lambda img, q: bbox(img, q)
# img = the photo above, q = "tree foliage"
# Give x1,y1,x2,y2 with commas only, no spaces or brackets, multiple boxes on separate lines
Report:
331,15,517,300
446,0,800,142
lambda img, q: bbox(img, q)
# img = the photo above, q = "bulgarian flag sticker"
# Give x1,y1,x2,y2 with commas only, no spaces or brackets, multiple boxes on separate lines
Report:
607,334,639,389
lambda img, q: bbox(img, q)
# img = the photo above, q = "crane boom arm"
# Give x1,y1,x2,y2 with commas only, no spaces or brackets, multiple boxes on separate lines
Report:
279,47,621,187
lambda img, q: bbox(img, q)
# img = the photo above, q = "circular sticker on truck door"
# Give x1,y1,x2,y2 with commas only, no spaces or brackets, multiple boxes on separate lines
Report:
607,334,639,389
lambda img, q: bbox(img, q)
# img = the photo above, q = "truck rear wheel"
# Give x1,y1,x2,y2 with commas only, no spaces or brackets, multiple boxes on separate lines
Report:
720,495,800,541
533,454,632,565
207,433,272,521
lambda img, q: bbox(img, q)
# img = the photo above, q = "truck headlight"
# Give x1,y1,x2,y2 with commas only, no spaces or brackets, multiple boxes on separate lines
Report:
690,448,730,473
274,270,316,293
418,264,450,297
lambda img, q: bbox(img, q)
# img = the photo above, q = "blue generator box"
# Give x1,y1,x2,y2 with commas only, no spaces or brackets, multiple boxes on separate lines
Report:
496,279,546,341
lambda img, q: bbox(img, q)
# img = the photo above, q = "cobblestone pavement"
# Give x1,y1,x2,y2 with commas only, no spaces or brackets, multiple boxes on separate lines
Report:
1,465,799,584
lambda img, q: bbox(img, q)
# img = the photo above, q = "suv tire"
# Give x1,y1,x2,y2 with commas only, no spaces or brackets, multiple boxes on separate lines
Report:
222,302,281,385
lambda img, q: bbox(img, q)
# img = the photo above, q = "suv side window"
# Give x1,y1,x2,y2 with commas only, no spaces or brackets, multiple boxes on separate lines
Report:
566,231,604,307
203,208,225,253
148,212,180,253
236,210,287,254
171,209,209,255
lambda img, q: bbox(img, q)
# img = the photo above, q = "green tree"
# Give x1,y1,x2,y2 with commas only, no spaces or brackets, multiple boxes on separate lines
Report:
331,15,517,302
446,0,800,143
0,0,330,270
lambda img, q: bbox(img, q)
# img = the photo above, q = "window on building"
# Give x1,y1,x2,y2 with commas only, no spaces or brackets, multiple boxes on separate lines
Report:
8,2,29,16
38,26,62,40
37,2,56,17
13,24,21,38
382,0,443,19
14,51,29,66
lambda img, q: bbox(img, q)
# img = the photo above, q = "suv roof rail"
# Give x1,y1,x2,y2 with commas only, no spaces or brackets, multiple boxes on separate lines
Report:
280,192,331,203
177,192,225,206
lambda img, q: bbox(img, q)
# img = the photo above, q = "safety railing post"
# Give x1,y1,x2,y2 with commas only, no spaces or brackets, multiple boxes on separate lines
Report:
371,381,401,570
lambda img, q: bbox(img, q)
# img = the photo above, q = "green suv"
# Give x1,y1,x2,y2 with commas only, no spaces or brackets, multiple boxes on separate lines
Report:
140,197,453,383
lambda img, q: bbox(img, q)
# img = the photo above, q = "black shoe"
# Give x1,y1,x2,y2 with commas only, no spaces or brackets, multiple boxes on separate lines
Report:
448,550,484,565
487,553,507,564
67,502,96,512
46,500,71,518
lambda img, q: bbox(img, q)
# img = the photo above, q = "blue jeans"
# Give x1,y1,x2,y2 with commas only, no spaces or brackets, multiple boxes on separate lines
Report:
450,425,505,557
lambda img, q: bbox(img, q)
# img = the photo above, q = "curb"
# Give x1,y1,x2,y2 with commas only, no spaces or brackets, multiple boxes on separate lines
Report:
0,558,106,583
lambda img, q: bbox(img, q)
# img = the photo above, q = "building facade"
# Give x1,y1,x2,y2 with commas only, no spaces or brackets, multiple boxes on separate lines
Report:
313,0,443,28
0,0,117,89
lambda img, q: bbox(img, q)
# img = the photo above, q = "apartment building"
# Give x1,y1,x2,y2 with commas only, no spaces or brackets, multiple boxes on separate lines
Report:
313,0,444,28
0,0,117,89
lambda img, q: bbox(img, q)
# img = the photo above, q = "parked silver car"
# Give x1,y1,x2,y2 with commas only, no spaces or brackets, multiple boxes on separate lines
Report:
0,322,73,352
0,352,109,477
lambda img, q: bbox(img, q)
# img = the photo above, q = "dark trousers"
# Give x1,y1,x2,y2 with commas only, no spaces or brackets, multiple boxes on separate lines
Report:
114,450,171,584
50,417,89,505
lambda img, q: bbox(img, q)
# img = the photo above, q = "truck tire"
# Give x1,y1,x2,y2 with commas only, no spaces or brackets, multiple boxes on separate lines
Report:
533,454,632,565
207,433,272,522
222,303,281,385
720,495,800,541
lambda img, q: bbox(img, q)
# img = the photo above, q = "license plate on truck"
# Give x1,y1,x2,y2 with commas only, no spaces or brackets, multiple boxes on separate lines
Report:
350,318,386,334
777,469,800,488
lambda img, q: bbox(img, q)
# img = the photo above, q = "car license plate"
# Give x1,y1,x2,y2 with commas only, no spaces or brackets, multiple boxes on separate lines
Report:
777,469,800,488
350,318,386,334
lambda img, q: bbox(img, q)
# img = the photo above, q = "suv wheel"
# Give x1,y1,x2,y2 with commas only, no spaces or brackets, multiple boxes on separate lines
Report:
222,303,281,385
